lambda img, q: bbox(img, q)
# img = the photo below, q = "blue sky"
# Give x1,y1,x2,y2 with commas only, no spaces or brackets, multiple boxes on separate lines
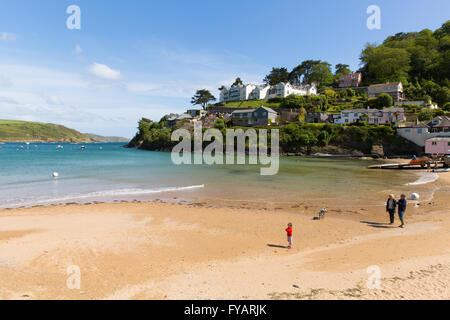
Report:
0,0,449,137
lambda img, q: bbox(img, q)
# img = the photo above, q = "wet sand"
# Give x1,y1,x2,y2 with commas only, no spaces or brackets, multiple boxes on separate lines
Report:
0,172,449,300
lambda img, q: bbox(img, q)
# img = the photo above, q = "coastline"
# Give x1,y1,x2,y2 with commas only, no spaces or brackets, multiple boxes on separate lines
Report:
0,172,449,300
0,159,441,211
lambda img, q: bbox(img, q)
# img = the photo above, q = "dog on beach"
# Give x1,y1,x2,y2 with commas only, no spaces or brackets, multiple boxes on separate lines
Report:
318,207,327,220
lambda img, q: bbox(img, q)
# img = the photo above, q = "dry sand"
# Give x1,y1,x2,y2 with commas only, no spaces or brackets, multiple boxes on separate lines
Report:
0,172,449,300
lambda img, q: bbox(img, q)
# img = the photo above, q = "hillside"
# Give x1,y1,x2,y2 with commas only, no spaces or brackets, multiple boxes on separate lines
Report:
85,133,130,143
217,100,282,109
0,120,94,143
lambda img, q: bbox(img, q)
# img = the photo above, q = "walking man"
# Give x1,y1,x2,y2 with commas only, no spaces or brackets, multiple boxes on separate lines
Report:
397,194,407,228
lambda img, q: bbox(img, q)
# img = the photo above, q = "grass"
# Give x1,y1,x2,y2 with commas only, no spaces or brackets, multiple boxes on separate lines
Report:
219,100,282,109
0,119,94,142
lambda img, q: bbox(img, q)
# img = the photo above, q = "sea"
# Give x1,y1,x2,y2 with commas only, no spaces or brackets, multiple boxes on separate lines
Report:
0,142,439,209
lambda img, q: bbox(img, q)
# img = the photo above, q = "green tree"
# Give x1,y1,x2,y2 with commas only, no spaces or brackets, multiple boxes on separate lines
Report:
289,60,333,90
377,93,394,109
360,45,411,83
289,60,319,84
191,89,216,110
359,20,450,88
214,119,226,130
280,95,306,109
232,77,244,86
335,64,351,75
418,109,434,121
307,62,334,90
263,67,290,85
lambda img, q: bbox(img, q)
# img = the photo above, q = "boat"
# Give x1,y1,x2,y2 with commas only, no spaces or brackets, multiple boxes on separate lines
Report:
433,168,450,173
57,145,64,149
410,158,427,164
80,145,86,150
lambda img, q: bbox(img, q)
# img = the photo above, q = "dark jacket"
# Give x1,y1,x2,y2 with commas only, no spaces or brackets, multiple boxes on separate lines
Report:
397,198,407,212
386,199,397,212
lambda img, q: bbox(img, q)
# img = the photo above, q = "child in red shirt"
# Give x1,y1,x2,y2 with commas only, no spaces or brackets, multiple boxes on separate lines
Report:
286,223,293,249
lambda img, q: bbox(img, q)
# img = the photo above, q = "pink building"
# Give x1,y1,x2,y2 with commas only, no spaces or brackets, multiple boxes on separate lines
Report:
425,137,450,155
339,72,362,88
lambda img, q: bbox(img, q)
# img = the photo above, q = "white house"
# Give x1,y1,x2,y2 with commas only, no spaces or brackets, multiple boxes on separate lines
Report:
265,82,317,100
397,116,450,147
334,107,406,125
220,82,317,102
333,109,368,124
219,84,257,102
248,84,271,100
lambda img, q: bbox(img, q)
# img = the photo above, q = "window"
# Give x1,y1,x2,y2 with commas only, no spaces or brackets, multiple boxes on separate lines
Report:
432,142,437,146
417,129,422,134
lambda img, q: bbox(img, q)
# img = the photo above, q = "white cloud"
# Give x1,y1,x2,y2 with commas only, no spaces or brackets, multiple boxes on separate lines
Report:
45,95,64,105
0,75,13,88
0,96,19,105
1,32,16,42
88,62,122,80
0,64,88,89
126,80,207,98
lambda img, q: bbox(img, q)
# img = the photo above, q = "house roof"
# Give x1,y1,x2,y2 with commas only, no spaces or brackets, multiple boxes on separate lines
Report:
342,109,368,113
381,107,404,112
425,137,450,142
368,82,402,88
177,113,192,120
167,114,179,121
257,106,277,114
231,109,254,114
426,116,450,128
412,122,430,128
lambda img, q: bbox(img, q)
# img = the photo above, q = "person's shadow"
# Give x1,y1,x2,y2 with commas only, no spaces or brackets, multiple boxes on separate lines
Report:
267,244,288,249
360,221,396,229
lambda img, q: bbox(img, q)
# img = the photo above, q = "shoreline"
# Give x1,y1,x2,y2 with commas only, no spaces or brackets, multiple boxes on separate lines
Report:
0,163,442,211
0,173,449,299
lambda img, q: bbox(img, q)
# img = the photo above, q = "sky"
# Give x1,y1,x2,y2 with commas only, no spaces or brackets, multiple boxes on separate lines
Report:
0,0,449,138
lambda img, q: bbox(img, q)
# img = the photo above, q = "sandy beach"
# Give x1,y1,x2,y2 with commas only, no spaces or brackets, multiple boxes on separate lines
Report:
0,171,449,300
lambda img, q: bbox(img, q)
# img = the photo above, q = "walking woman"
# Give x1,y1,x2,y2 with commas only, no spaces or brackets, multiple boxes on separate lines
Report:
386,194,397,224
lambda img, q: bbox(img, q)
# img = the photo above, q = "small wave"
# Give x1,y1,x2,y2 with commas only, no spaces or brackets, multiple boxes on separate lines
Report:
0,185,205,209
405,172,439,186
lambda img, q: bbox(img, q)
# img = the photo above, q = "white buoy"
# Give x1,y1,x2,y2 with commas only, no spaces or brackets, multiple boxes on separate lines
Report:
411,193,420,200
53,172,59,178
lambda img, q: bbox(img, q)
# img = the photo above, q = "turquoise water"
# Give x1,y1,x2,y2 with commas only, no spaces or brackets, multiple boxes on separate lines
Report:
0,142,435,209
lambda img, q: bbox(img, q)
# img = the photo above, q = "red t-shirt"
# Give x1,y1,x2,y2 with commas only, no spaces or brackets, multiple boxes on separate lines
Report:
286,227,292,236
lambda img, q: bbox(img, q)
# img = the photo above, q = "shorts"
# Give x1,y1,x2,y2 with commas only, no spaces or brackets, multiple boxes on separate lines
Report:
287,236,292,244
